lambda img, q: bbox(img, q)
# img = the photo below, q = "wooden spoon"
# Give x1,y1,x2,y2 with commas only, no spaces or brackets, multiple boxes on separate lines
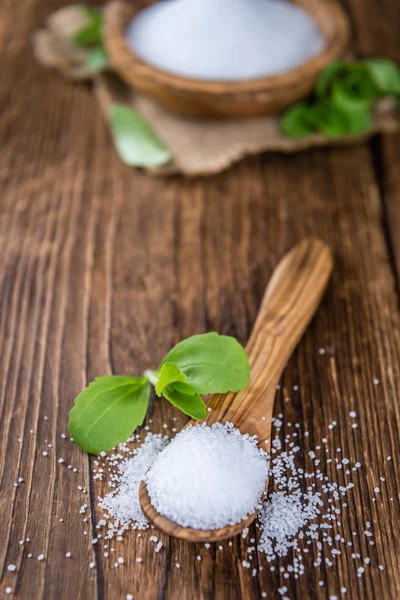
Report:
139,238,333,542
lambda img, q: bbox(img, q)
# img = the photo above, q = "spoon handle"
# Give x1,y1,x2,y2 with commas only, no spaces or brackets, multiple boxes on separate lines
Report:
203,238,333,445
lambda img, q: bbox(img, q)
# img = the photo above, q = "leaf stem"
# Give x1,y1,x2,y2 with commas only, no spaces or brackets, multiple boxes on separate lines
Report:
144,370,158,387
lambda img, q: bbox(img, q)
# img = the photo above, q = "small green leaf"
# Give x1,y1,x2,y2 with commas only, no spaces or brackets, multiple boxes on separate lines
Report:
319,62,376,101
73,24,102,47
68,376,150,453
331,76,376,115
73,5,103,47
316,60,348,98
81,4,103,27
312,103,349,137
163,387,206,420
160,332,250,395
109,105,172,168
155,362,187,396
366,59,400,96
86,45,108,73
280,103,321,138
170,381,199,395
343,109,372,135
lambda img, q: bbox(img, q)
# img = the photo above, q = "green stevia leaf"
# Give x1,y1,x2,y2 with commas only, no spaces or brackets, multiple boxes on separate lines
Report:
316,60,349,98
283,59,400,141
344,109,373,135
280,103,321,138
366,59,400,96
81,4,103,27
159,332,250,395
347,68,377,100
68,376,150,453
86,45,108,73
163,387,206,420
73,5,103,46
312,103,349,137
331,82,373,115
170,381,199,395
330,82,373,134
155,362,187,397
73,23,102,47
109,105,172,168
317,61,377,103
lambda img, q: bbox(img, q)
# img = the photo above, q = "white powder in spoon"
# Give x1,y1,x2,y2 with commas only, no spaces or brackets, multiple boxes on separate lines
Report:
145,422,269,530
126,0,325,81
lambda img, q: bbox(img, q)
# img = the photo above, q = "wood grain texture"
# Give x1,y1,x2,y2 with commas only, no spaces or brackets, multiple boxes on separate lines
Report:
104,0,350,117
343,0,400,288
0,1,399,599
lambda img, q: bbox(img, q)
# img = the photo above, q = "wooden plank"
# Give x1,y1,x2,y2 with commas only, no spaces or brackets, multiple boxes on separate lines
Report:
376,135,400,286
343,0,400,61
341,0,400,287
0,0,399,599
0,1,100,598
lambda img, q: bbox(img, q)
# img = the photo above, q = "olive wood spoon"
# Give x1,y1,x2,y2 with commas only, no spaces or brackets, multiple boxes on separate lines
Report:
139,238,333,542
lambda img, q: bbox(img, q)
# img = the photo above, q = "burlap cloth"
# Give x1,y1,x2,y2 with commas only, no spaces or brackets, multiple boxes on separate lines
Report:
34,4,400,177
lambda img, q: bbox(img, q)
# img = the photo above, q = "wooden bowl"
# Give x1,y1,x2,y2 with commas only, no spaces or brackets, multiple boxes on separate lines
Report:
104,0,350,118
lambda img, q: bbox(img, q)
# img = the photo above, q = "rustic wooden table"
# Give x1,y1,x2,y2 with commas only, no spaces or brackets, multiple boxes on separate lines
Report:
0,0,399,598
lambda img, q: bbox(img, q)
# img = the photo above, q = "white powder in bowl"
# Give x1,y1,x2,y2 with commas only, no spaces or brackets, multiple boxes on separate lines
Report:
126,0,324,81
145,422,269,530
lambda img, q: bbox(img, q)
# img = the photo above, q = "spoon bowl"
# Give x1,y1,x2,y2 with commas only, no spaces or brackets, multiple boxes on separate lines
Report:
140,239,333,541
139,481,259,542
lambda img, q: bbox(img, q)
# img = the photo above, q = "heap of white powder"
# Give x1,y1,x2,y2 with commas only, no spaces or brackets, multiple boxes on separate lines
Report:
126,0,324,81
145,422,269,529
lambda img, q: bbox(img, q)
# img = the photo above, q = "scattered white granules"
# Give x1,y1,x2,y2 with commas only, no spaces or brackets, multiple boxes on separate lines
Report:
258,489,322,559
92,410,388,595
145,423,269,530
127,0,324,81
7,564,16,572
98,433,169,536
